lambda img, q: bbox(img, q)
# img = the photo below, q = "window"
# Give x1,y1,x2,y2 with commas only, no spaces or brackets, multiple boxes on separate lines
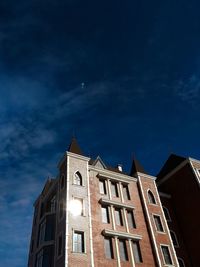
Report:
111,182,119,197
154,215,164,232
148,190,156,204
163,206,171,222
161,245,173,265
132,241,142,263
127,210,136,228
123,184,130,200
74,171,82,186
115,208,123,226
59,201,64,219
101,206,110,223
60,174,65,189
119,239,128,261
73,231,85,253
50,195,56,213
31,239,34,253
104,237,114,259
170,231,179,247
38,220,46,245
178,258,185,267
57,234,63,256
99,179,107,194
36,249,43,267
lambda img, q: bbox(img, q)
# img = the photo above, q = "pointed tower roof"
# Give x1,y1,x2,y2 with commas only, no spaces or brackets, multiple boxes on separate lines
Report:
130,157,147,176
67,137,83,155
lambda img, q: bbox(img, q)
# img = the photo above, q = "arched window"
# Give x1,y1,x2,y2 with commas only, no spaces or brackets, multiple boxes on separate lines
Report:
74,171,82,186
148,190,156,204
178,258,185,267
163,206,171,222
170,230,179,247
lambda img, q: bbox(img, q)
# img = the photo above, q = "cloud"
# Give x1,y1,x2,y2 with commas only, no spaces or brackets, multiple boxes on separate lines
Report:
174,75,200,103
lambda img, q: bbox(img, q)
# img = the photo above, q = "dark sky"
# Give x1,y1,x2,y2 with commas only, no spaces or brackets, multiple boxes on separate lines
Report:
1,1,200,266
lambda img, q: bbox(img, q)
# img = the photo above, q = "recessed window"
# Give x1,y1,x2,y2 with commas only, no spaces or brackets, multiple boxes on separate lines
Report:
123,184,130,200
59,201,64,219
73,231,85,253
104,237,114,259
163,206,171,222
60,174,65,189
148,190,156,204
132,241,142,263
74,171,82,186
115,208,123,226
178,258,185,267
38,220,46,245
50,195,56,213
161,245,173,265
154,215,164,232
119,239,128,261
101,206,110,223
127,210,136,229
35,249,43,267
31,239,34,253
57,234,63,257
99,179,107,194
111,182,119,197
170,231,179,247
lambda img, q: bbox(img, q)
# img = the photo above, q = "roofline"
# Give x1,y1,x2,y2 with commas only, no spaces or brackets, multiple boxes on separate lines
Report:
57,151,90,168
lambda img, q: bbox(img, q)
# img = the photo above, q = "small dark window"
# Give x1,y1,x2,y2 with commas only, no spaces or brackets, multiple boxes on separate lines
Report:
38,220,46,245
104,237,114,259
148,190,156,204
36,249,43,267
161,245,173,265
119,239,128,261
74,172,82,186
127,210,136,228
123,184,130,200
170,231,179,247
101,206,110,223
50,195,56,213
154,215,164,232
163,206,171,221
31,239,34,253
111,182,119,197
60,174,65,189
99,179,107,194
115,208,123,226
58,235,63,256
73,231,84,253
59,202,64,219
132,241,142,263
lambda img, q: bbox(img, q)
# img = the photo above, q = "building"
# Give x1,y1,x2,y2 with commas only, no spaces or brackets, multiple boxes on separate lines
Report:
28,138,199,267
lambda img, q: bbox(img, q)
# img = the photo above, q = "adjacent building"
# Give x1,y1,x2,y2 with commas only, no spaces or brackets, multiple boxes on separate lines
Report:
28,139,199,267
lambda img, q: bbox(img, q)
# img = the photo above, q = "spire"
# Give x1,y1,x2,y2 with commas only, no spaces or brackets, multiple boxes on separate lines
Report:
67,137,83,155
130,157,147,176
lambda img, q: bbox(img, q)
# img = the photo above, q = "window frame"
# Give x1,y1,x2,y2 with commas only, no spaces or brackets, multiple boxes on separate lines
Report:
99,179,107,195
104,237,114,259
119,239,129,261
38,219,46,245
60,174,65,190
147,189,157,204
111,181,119,198
153,214,165,233
115,208,124,226
178,258,185,267
122,184,131,200
72,230,85,254
35,249,43,267
170,230,179,248
160,245,173,266
163,206,171,222
132,240,143,263
127,209,136,229
57,232,63,258
101,205,110,224
73,171,83,186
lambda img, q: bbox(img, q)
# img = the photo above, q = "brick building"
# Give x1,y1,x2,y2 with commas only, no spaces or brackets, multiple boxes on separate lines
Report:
28,139,199,267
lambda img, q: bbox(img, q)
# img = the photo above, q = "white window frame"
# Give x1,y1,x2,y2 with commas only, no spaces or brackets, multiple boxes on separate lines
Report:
72,229,86,254
153,214,165,233
147,189,157,205
160,244,174,266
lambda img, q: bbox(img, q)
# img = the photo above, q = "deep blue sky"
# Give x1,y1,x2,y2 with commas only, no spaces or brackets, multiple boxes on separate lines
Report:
1,1,200,266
